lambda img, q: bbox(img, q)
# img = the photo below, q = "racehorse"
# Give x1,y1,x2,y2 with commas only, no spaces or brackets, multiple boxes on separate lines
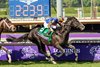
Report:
0,17,16,63
6,16,85,64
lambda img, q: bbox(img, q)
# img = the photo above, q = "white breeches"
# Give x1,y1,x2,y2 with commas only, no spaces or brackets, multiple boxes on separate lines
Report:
44,22,49,28
51,25,56,29
44,22,56,29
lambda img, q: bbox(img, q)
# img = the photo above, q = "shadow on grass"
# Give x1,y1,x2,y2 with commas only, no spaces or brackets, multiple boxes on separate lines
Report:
0,60,96,65
0,60,56,65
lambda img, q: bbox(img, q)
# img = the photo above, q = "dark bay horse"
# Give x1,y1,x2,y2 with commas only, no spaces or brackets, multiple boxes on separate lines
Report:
6,16,85,64
28,16,85,62
0,17,16,63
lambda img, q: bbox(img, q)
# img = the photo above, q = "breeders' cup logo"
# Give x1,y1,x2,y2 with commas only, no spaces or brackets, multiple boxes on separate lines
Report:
20,0,38,5
0,49,12,57
53,48,80,57
0,50,6,57
21,46,38,59
90,46,100,56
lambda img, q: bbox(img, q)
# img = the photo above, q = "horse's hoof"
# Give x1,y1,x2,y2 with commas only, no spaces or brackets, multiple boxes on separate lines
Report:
8,59,11,63
7,54,12,63
75,56,78,62
52,61,57,64
46,57,49,61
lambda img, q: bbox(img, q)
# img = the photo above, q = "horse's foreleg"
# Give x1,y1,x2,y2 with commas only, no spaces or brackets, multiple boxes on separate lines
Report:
46,46,57,64
68,44,78,61
54,43,65,57
0,46,11,63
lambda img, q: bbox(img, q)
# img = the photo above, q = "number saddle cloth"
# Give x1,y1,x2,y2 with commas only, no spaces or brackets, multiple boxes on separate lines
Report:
38,27,53,42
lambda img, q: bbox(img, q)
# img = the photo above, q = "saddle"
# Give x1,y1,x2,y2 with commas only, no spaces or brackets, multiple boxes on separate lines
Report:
38,27,53,42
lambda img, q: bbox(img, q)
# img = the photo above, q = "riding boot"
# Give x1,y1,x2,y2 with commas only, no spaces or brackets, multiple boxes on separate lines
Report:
44,31,50,37
47,31,51,35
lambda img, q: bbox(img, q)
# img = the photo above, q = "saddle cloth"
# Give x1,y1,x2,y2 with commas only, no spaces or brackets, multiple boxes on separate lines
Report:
38,27,53,42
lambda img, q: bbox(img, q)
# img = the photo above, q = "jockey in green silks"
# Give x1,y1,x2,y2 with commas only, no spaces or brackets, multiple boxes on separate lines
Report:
43,17,64,35
38,17,64,42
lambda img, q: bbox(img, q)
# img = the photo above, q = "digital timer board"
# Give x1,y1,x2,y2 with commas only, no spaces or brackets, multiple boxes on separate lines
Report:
9,0,51,18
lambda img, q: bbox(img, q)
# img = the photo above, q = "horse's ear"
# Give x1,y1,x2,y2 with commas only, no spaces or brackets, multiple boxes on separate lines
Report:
72,16,76,19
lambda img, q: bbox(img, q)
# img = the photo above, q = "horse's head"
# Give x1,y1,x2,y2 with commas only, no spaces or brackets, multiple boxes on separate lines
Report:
0,17,16,32
64,17,85,31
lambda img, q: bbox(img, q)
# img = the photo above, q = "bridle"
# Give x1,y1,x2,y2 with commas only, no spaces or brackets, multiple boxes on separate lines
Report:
72,18,81,28
62,17,84,32
61,19,73,33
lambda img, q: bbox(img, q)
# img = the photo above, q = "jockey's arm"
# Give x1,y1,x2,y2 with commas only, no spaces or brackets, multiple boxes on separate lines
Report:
58,22,63,27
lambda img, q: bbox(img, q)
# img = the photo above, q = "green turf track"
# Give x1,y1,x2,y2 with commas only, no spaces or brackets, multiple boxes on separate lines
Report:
0,61,100,67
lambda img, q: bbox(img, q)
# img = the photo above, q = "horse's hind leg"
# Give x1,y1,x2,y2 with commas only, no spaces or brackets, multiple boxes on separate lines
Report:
0,46,11,63
28,34,56,64
67,44,78,61
34,35,57,64
35,43,57,64
38,42,56,64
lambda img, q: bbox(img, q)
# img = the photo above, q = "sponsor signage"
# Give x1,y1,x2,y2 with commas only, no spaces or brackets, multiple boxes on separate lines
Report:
9,0,51,18
1,44,100,61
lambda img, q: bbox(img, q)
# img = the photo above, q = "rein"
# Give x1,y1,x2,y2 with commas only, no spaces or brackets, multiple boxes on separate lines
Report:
60,20,73,34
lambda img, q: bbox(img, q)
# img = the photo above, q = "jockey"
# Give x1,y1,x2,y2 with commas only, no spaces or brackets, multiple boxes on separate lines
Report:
44,17,64,34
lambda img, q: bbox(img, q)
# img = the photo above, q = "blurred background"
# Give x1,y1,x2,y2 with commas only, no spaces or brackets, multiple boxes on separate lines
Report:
0,0,100,18
1,0,100,32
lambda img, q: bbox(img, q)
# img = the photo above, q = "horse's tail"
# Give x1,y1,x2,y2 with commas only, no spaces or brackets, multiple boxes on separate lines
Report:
31,25,43,30
6,25,42,42
6,35,17,42
6,33,29,42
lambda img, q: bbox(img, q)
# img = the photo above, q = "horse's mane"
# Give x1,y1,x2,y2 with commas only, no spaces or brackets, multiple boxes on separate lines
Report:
65,16,76,23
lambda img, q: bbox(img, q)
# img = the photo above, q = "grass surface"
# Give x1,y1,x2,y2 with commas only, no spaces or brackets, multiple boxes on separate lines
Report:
0,61,100,67
0,15,7,17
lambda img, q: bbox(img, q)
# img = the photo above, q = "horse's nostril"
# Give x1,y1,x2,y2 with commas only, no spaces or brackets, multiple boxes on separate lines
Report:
13,28,16,31
11,27,16,32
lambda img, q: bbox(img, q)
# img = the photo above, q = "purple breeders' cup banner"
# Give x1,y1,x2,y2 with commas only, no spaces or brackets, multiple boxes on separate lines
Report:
0,46,13,60
0,44,100,61
0,33,100,61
